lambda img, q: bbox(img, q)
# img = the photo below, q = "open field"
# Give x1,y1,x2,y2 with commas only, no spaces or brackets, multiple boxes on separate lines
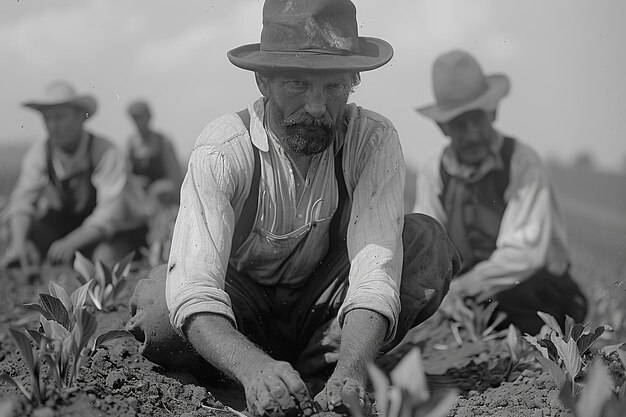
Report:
0,143,624,416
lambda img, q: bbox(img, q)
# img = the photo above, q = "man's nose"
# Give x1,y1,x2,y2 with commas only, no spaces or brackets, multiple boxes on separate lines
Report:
304,87,327,118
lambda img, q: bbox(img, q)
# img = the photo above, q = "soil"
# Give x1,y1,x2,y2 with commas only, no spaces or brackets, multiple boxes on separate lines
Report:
0,228,625,417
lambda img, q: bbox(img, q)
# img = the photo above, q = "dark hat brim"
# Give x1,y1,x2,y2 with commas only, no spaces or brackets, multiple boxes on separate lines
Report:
227,37,393,72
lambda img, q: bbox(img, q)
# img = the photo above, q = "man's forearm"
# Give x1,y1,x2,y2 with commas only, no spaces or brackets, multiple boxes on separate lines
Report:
184,312,273,382
9,214,32,245
64,226,105,251
335,308,388,385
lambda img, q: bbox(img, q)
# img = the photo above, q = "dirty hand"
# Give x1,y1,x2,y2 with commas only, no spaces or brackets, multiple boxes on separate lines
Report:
0,240,41,270
314,375,368,416
244,360,315,417
46,238,77,264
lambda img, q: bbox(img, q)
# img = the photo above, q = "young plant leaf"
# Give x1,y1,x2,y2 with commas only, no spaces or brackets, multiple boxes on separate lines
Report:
368,364,390,417
576,358,614,417
534,353,567,389
537,311,563,337
112,251,135,280
48,282,72,318
39,294,70,330
576,326,608,356
73,309,97,351
21,303,54,322
73,251,95,284
70,281,92,313
92,329,132,352
550,332,582,381
0,373,32,401
389,348,429,403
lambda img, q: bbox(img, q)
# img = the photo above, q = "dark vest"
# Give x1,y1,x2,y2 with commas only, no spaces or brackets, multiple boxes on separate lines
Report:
439,137,516,272
43,134,98,231
130,133,168,186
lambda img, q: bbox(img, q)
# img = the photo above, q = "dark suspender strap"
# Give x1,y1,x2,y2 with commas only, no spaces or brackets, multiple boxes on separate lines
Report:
328,145,347,245
232,109,261,252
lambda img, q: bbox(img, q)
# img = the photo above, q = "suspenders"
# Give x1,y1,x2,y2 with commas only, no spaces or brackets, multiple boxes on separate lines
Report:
230,109,348,253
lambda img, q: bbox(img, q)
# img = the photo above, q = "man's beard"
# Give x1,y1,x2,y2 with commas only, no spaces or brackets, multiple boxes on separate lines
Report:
273,105,338,156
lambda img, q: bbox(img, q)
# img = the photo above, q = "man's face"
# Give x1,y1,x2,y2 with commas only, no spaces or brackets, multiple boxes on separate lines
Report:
41,105,85,152
439,109,495,166
259,71,353,156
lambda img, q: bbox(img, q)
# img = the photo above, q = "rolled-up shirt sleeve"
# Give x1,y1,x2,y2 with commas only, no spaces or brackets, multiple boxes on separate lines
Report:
337,115,404,343
5,141,48,220
166,140,240,336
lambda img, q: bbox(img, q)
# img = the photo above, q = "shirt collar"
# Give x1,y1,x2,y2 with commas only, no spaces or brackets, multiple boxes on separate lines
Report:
441,130,505,182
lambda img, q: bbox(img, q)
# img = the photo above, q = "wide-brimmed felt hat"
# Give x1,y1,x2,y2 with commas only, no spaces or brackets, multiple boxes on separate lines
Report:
23,80,97,116
227,0,393,72
417,50,510,123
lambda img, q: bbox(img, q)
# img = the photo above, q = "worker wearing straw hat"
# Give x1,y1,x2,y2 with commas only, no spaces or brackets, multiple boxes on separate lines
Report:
414,50,588,335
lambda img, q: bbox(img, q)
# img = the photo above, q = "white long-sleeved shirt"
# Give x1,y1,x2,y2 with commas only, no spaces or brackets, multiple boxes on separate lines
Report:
6,131,150,237
166,98,405,342
414,133,570,296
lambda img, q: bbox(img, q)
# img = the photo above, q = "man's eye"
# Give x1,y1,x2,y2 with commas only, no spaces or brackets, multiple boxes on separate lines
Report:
286,80,306,89
327,83,347,94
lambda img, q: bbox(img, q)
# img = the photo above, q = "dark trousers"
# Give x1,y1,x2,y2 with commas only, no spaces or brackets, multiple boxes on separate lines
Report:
126,213,461,379
29,216,147,267
494,267,588,334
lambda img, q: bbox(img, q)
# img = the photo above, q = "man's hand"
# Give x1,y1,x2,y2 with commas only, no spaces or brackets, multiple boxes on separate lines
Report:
46,237,77,264
438,279,474,323
313,375,368,416
244,360,315,417
0,240,41,270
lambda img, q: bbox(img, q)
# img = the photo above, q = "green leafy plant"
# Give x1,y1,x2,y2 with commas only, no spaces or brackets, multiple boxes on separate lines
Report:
524,312,610,396
450,299,507,344
559,357,626,417
503,324,536,376
0,281,132,405
73,251,134,311
0,328,55,406
367,348,458,417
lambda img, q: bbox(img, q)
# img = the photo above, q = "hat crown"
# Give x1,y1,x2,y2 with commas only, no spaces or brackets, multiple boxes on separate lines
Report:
260,0,359,55
432,50,489,110
43,80,81,103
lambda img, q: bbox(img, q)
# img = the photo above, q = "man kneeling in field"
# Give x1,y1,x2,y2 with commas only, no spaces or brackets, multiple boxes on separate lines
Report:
127,1,460,416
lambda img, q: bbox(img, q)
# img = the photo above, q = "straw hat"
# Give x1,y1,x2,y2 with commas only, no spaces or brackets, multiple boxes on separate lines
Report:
23,80,97,116
417,50,510,123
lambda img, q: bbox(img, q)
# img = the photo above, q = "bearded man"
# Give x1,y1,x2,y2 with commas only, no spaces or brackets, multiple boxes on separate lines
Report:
127,1,460,416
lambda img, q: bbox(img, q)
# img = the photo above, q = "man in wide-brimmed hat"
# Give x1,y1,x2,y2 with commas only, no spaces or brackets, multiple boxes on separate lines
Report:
127,1,460,415
414,50,588,334
0,81,150,270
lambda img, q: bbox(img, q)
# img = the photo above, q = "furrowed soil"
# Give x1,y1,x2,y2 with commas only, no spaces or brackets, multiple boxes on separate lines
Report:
0,165,624,417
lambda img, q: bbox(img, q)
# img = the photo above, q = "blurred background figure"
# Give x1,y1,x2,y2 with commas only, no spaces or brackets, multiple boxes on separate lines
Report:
0,81,149,271
414,50,588,335
126,99,183,205
126,100,183,267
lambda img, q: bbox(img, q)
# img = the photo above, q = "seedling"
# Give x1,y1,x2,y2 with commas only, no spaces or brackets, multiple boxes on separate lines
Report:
368,348,458,417
559,357,626,417
0,282,132,405
503,324,536,376
73,251,134,311
524,311,610,397
0,328,55,406
452,299,508,343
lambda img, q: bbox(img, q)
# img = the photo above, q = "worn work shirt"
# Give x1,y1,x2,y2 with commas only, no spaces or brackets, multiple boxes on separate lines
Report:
6,131,150,237
166,98,405,342
415,132,571,297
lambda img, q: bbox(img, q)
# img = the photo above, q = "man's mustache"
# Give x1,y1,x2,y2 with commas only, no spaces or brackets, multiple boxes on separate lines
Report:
284,113,334,128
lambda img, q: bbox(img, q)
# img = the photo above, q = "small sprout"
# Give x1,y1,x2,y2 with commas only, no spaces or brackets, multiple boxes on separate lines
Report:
74,251,134,311
368,348,458,417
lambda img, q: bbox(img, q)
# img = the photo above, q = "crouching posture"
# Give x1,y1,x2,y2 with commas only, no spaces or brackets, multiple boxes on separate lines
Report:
127,1,460,416
414,50,588,334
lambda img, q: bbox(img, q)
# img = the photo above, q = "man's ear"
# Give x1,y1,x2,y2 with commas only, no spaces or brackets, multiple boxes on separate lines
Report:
437,121,450,136
255,73,270,97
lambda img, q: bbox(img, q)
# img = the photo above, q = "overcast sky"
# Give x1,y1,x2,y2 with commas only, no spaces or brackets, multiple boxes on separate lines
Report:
1,0,625,173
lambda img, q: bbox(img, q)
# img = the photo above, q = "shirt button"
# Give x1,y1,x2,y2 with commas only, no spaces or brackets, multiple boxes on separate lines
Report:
297,213,303,219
